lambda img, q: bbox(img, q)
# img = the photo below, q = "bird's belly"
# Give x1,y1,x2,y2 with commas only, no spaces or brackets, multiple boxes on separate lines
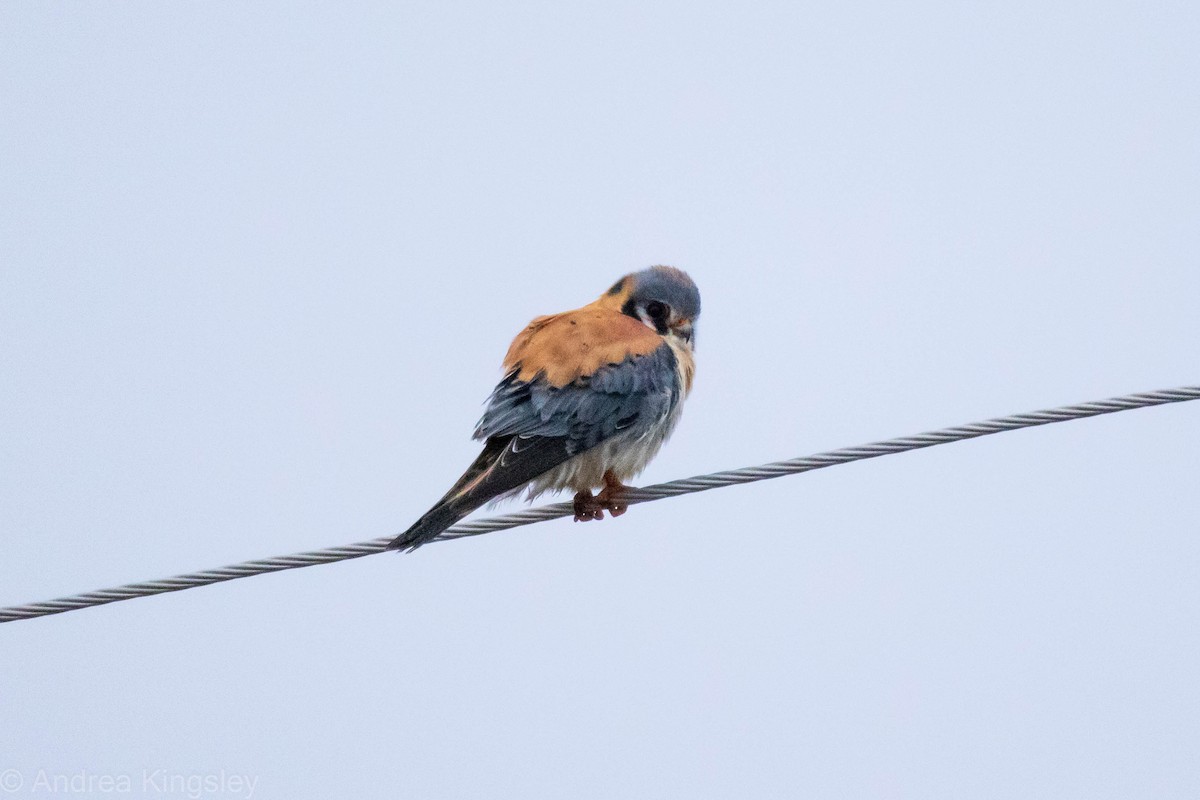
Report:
524,405,682,497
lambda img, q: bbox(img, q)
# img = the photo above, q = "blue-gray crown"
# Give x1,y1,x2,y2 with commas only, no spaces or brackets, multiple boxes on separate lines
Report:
627,266,701,320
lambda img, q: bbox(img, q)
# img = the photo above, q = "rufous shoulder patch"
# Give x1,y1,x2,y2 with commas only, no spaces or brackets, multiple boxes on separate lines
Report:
503,306,664,387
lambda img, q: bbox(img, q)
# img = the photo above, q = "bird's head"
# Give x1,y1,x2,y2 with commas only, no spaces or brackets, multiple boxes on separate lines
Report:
601,265,701,347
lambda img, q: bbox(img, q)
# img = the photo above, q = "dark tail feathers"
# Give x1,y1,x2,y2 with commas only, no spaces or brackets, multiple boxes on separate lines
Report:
388,498,478,552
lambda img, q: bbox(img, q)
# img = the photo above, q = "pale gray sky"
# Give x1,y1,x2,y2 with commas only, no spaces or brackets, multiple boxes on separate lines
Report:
2,2,1199,798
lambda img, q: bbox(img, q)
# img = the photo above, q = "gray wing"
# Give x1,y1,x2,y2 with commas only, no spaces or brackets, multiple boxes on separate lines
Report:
389,344,680,551
476,343,681,453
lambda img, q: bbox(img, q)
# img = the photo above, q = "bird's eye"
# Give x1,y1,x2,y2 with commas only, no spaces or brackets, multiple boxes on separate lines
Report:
645,301,668,321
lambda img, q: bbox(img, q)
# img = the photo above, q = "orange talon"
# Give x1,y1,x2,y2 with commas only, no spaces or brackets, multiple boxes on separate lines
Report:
597,471,631,518
573,490,604,522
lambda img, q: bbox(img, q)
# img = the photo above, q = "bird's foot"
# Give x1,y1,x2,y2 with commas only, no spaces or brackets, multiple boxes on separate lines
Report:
597,471,630,518
573,491,605,522
574,474,632,522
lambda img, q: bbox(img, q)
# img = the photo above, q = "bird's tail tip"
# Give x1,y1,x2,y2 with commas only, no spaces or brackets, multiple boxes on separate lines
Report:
387,503,466,552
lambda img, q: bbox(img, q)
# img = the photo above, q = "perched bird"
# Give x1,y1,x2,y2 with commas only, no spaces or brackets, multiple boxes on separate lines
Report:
389,265,700,551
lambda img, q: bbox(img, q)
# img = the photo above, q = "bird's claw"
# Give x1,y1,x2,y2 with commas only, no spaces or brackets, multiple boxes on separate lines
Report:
596,488,627,518
573,473,631,523
573,491,605,522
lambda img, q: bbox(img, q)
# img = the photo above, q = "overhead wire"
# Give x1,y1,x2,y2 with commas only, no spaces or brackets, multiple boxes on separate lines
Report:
1,385,1197,624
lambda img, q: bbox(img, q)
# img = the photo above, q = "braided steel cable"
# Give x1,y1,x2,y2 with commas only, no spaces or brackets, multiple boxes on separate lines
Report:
2,385,1197,624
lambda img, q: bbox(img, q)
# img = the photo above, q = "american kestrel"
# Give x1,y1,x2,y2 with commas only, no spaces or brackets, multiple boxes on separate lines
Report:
389,265,701,551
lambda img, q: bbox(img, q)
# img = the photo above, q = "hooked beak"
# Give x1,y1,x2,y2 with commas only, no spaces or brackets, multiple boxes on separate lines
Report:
671,318,695,346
